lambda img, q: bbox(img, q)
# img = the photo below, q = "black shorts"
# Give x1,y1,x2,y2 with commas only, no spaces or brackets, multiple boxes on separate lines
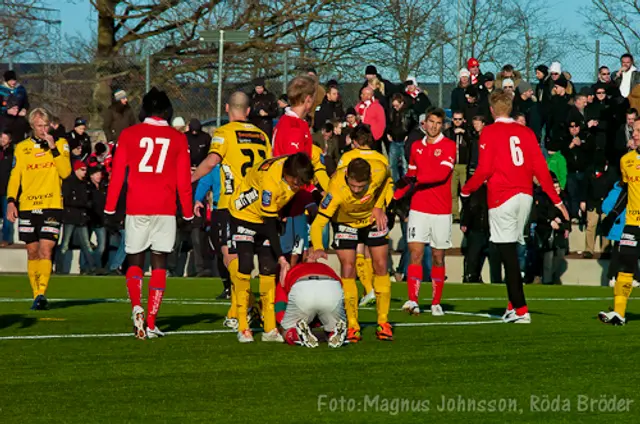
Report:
331,222,389,251
228,217,271,253
209,208,231,253
619,225,640,257
229,216,278,276
18,209,62,244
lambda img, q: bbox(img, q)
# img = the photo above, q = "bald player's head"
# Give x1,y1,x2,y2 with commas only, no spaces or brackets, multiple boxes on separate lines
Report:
225,91,250,121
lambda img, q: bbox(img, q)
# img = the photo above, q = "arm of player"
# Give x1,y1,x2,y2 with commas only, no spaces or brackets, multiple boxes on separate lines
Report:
461,132,493,198
177,135,194,220
311,144,330,190
53,139,72,179
104,135,127,215
6,148,23,209
310,189,341,255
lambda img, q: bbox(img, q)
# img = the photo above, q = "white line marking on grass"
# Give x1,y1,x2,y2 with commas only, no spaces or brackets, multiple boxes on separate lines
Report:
443,297,614,301
393,320,503,327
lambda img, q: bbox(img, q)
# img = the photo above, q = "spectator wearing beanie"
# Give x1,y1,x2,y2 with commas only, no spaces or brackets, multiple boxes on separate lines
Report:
249,77,277,137
547,76,571,145
186,119,210,169
362,64,397,101
103,89,136,142
562,119,594,220
467,57,484,87
512,81,542,139
67,118,92,162
582,155,615,258
451,68,471,112
0,70,29,114
403,76,431,119
586,82,613,153
87,142,113,175
548,62,575,97
84,166,108,271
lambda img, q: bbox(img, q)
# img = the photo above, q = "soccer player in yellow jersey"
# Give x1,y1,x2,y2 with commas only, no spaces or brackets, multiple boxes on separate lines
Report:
335,125,393,308
599,118,640,325
228,153,314,343
6,108,71,310
191,92,271,330
309,127,393,342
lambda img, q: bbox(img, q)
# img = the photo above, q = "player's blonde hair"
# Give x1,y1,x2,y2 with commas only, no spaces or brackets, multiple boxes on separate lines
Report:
287,75,317,107
28,107,52,126
489,89,513,117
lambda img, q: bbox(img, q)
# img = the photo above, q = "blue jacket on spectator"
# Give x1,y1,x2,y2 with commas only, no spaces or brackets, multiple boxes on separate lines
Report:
602,181,625,241
194,164,220,207
0,82,29,113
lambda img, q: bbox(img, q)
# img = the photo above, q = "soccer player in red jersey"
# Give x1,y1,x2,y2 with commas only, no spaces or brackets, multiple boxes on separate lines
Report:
271,75,316,157
461,90,569,323
395,108,456,316
104,88,194,339
275,261,347,348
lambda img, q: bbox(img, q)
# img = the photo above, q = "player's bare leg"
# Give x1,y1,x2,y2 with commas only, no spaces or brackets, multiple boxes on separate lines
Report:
126,252,146,339
369,244,393,341
356,244,375,306
336,248,361,342
404,242,425,315
430,248,446,316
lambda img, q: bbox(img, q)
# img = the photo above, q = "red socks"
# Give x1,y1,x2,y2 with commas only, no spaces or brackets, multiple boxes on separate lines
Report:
508,302,513,311
431,265,445,306
516,305,528,315
126,266,143,308
147,269,167,330
285,328,300,346
407,264,422,302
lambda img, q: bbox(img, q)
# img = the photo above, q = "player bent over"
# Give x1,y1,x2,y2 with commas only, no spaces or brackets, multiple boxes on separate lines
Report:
6,108,71,310
105,88,194,339
395,108,456,316
309,150,393,342
461,90,568,324
228,153,315,343
599,117,640,325
276,262,347,348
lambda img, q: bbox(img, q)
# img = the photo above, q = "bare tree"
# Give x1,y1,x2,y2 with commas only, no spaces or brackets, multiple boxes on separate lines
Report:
584,0,640,57
0,1,59,63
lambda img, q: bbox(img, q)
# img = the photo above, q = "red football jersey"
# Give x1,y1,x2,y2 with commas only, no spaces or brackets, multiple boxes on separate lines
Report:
461,117,561,208
406,134,456,214
105,117,194,218
272,109,312,157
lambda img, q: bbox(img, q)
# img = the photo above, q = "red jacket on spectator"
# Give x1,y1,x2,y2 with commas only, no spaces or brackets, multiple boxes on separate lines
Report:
355,99,386,141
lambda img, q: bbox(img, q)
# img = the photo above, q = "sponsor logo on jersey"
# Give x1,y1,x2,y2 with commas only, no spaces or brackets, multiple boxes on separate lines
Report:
236,131,267,146
212,136,225,144
234,188,259,210
368,228,389,238
359,194,372,203
19,227,34,233
416,149,423,155
41,226,60,234
236,225,256,236
19,219,31,225
262,190,272,207
621,232,636,240
35,151,46,157
232,234,254,242
222,164,234,194
26,162,55,171
335,233,358,240
291,142,300,149
63,143,70,152
321,193,333,209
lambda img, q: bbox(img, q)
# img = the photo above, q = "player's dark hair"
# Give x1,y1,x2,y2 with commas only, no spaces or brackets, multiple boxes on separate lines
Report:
347,158,371,183
140,87,173,122
426,107,446,121
351,124,374,147
283,153,314,184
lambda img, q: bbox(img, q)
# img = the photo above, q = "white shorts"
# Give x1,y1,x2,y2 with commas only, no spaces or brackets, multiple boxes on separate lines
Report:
407,210,452,249
281,279,346,332
488,193,533,244
125,215,177,254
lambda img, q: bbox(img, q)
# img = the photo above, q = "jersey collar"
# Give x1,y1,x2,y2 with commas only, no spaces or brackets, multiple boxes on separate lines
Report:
422,133,444,146
284,107,302,120
494,117,515,124
143,117,169,126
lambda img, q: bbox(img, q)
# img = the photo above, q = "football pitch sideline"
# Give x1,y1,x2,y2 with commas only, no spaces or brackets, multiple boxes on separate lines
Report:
1,275,639,423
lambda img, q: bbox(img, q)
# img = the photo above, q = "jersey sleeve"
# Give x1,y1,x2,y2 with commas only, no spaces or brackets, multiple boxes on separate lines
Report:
461,130,493,197
311,145,330,190
621,156,629,184
176,134,194,220
260,171,284,218
53,138,72,179
406,144,418,178
105,132,128,214
208,127,228,158
6,148,24,202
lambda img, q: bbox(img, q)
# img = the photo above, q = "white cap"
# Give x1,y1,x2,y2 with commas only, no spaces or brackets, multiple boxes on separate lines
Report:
549,61,562,74
459,68,471,79
502,78,515,88
172,116,186,128
419,113,426,123
405,75,418,86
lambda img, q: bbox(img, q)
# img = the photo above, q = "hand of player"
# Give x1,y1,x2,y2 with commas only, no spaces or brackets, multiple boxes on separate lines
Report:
307,248,328,262
551,221,560,230
44,134,56,149
278,256,290,284
556,203,570,222
6,202,18,223
194,200,204,217
372,207,388,231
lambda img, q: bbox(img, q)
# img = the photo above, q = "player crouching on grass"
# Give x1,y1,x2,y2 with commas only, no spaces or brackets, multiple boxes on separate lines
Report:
394,108,456,317
104,88,194,339
275,261,348,348
308,146,394,343
599,117,640,326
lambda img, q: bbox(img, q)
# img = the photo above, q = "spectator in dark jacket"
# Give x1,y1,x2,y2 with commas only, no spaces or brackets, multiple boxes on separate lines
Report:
312,122,341,180
387,93,416,182
85,167,108,271
103,90,136,142
444,111,471,221
403,76,431,118
249,78,277,137
562,120,594,219
512,81,541,140
0,70,28,114
461,179,491,283
0,130,14,245
0,97,29,143
586,83,614,152
548,77,571,147
59,161,96,274
277,94,289,117
614,109,638,167
49,116,67,140
450,68,471,112
313,85,345,132
582,156,615,258
67,118,92,162
404,113,427,163
186,119,210,168
462,85,488,125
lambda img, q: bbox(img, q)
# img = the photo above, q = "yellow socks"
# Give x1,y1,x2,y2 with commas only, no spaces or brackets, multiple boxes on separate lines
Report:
355,254,374,294
259,275,276,332
226,259,239,320
234,272,252,332
614,272,634,318
37,259,52,297
342,277,360,330
374,274,391,325
27,259,40,299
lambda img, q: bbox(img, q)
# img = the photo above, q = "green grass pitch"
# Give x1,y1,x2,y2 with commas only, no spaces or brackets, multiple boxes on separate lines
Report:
1,275,640,423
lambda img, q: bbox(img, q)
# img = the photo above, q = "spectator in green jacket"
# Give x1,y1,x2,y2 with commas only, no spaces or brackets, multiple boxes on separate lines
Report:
546,138,567,189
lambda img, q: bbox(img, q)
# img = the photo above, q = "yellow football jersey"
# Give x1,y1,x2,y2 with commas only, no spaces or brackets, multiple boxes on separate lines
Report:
208,121,272,209
311,144,330,190
228,156,296,224
621,151,640,227
336,147,389,172
7,137,71,211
